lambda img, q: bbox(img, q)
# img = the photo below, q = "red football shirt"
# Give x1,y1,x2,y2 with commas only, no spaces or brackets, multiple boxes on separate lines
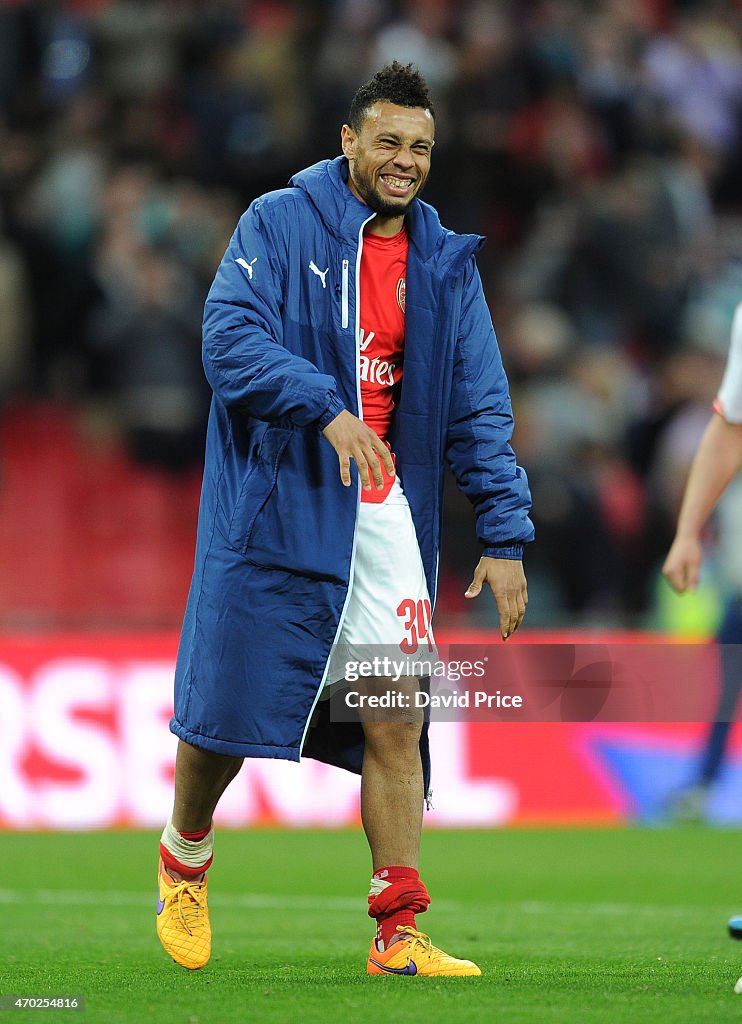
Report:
358,226,407,502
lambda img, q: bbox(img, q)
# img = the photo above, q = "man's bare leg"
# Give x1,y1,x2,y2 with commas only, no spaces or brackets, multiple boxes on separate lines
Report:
171,739,243,833
361,718,423,870
162,740,243,881
360,677,425,949
157,741,243,969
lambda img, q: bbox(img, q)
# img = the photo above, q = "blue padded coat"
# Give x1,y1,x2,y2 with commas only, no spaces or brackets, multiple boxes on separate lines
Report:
171,156,534,781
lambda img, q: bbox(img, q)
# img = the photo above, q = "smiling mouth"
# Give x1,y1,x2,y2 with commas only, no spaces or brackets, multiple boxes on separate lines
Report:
380,174,415,194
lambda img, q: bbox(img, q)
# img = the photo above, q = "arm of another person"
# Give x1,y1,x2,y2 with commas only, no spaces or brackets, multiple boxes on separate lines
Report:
445,260,535,639
664,302,742,593
662,413,742,592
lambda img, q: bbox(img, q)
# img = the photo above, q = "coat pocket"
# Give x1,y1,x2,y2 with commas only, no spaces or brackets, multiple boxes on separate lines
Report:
227,426,292,554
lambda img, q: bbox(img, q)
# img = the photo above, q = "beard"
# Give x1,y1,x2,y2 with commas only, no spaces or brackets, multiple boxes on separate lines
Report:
351,165,421,217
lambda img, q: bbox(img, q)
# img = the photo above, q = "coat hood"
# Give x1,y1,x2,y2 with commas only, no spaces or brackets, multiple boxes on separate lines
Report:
289,156,483,273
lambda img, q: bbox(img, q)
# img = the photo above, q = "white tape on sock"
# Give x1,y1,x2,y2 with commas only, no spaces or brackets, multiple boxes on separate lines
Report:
160,818,214,871
368,876,392,898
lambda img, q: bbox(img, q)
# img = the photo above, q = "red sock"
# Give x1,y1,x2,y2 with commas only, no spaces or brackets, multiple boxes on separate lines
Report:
368,866,431,950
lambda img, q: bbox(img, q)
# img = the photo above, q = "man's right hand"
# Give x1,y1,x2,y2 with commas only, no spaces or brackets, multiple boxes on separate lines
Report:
662,535,703,594
322,410,395,491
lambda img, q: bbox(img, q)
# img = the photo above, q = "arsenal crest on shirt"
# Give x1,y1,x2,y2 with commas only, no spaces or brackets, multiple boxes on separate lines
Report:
396,277,406,313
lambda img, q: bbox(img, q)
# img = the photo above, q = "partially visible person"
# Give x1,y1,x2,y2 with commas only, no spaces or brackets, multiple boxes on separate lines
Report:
663,303,742,597
0,207,30,404
662,302,742,990
88,241,208,472
663,303,742,815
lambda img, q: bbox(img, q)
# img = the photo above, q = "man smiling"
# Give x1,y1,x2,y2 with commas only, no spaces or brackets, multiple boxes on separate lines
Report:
156,62,533,977
342,99,433,217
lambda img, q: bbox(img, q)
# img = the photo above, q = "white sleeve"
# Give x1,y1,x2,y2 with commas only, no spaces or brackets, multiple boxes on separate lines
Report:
714,303,742,423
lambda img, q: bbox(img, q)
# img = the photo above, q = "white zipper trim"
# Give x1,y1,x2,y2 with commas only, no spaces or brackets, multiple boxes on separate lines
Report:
300,215,374,754
341,258,349,329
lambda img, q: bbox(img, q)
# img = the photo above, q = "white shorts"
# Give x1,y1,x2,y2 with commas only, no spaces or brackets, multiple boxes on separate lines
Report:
324,478,434,686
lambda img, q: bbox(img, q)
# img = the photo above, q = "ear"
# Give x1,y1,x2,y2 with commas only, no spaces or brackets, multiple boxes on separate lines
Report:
341,124,356,160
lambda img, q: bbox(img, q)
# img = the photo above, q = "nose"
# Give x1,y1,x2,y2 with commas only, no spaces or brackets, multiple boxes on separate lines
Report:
393,146,415,171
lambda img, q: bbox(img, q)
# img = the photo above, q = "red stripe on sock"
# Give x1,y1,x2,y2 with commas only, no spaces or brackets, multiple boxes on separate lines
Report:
179,827,211,842
159,843,212,879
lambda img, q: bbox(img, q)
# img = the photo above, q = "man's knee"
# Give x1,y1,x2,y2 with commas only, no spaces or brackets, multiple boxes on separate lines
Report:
362,717,423,760
355,675,423,758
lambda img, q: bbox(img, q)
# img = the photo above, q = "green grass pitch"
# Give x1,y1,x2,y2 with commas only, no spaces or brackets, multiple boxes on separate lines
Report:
2,828,742,1023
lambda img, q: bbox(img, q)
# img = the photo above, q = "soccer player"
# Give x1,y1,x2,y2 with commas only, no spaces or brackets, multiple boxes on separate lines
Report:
662,303,742,989
156,63,533,977
662,302,742,795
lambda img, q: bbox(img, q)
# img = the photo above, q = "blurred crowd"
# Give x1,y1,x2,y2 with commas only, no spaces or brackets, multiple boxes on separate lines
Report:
1,0,742,628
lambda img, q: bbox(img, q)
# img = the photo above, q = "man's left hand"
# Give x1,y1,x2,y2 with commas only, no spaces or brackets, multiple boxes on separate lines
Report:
465,557,528,641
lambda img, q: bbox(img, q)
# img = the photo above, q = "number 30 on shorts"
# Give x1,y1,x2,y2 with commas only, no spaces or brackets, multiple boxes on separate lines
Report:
396,598,433,654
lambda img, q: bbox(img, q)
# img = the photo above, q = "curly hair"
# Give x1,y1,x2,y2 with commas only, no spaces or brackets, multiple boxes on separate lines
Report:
348,62,435,133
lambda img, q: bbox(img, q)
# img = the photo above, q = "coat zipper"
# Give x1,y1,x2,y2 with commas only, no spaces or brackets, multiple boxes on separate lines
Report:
300,217,373,755
341,258,349,329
